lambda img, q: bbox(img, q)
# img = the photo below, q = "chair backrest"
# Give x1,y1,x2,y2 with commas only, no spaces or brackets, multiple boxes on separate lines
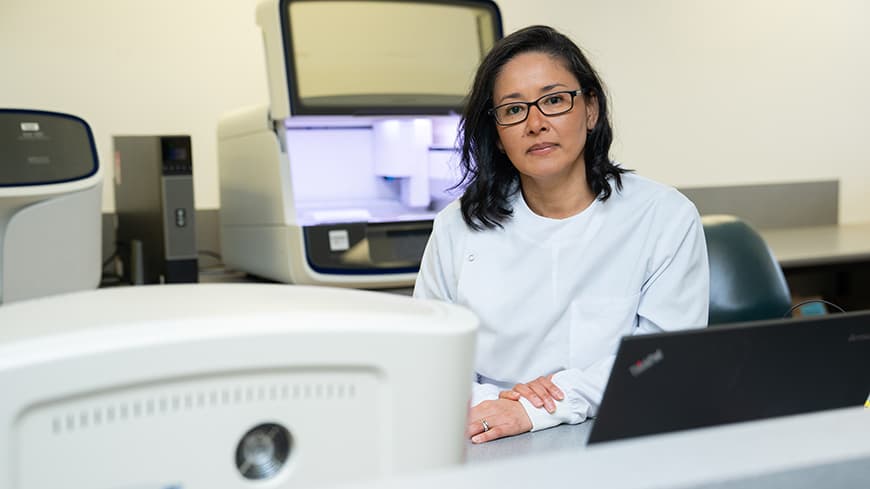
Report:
701,215,792,325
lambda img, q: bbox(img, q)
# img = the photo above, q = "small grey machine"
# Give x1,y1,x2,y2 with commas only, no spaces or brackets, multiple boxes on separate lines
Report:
113,135,198,284
0,109,102,303
218,0,502,287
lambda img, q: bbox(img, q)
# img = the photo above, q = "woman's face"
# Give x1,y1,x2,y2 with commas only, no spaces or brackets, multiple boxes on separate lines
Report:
492,51,598,187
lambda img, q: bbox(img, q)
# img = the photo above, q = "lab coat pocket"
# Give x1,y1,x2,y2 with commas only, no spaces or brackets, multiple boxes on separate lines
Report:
569,294,640,369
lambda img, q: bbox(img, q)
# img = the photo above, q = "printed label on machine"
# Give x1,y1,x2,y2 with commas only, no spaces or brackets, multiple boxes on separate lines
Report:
328,229,350,251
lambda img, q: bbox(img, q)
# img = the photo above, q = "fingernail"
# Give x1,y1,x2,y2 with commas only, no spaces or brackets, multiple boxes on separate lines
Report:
472,435,483,443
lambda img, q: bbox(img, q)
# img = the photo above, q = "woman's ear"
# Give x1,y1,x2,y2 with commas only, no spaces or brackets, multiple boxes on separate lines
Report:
496,139,505,153
585,94,600,130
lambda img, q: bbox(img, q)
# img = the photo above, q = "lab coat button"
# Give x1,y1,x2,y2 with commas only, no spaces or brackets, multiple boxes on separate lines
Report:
467,253,475,262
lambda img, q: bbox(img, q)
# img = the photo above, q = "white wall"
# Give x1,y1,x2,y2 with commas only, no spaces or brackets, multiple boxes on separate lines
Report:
0,0,267,211
2,0,868,223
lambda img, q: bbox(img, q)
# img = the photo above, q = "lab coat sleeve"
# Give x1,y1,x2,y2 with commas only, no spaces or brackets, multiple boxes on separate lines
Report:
471,380,501,406
413,209,459,303
635,196,710,334
415,207,503,410
520,357,614,431
520,199,710,431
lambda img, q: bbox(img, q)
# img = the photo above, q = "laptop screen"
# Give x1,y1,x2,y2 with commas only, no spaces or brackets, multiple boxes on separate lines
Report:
587,311,870,444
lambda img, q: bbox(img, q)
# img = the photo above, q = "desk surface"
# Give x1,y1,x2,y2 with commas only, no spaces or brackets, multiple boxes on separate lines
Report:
345,408,870,489
760,222,870,268
466,421,592,463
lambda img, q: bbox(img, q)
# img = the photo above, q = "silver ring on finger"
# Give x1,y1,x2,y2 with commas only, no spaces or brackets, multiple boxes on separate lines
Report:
481,418,490,432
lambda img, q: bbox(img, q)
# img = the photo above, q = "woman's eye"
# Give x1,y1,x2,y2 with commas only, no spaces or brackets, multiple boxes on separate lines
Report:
505,105,523,115
545,95,565,105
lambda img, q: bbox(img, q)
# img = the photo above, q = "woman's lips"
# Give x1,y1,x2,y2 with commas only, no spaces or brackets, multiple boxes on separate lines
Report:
527,143,557,155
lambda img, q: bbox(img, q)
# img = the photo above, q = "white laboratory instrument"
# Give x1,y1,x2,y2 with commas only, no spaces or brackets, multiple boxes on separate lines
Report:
218,0,502,287
0,109,102,304
0,283,478,489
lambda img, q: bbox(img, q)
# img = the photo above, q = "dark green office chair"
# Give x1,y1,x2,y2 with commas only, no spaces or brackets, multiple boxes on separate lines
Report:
701,215,793,325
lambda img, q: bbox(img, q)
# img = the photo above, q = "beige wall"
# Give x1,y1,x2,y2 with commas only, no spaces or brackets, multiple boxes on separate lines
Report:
501,0,870,224
1,0,868,223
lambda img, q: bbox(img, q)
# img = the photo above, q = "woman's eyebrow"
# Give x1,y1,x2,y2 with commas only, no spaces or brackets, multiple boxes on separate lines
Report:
495,83,569,104
539,83,568,94
496,92,522,104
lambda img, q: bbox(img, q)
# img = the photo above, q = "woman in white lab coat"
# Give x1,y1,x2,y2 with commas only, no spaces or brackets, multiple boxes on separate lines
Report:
414,25,709,443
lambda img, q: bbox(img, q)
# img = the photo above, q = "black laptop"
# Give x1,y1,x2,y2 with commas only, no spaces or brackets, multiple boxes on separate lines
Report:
587,311,870,444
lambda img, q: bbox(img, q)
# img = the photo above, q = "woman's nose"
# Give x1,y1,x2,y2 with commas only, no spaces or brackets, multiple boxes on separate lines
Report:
525,105,549,134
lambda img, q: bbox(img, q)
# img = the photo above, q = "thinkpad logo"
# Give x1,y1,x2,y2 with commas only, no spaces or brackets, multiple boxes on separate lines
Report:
629,349,663,377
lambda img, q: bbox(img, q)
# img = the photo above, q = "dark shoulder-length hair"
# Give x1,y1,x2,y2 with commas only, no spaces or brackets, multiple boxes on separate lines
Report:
458,25,629,230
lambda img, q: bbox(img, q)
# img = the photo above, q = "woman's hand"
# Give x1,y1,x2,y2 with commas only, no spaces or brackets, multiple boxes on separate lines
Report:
467,399,532,443
498,374,564,413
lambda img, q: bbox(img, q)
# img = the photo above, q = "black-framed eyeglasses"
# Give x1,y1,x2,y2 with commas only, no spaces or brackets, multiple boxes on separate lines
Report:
488,89,584,126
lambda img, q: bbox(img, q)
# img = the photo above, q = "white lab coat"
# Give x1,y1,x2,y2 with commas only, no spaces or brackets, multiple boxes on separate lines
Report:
414,172,709,431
